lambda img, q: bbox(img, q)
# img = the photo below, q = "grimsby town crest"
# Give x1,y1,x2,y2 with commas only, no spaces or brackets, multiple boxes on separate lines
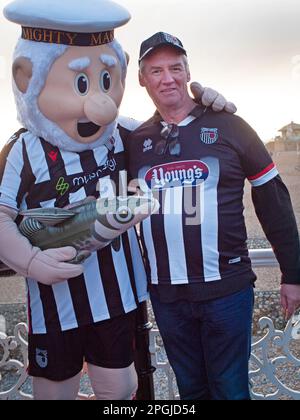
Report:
200,128,218,145
36,348,48,368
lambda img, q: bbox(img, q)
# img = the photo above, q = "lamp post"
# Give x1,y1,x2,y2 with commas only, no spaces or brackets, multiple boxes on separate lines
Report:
134,301,156,400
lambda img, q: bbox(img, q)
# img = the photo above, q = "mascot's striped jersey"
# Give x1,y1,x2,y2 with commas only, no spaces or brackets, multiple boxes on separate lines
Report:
0,116,147,334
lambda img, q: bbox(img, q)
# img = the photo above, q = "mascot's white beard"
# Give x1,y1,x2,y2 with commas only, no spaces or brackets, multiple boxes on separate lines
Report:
12,39,125,153
15,88,118,152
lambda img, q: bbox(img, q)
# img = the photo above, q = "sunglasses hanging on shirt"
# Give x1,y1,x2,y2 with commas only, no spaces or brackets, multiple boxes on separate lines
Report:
155,123,181,157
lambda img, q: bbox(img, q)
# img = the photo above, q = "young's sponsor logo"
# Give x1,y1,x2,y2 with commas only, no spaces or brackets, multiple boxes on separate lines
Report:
145,160,209,190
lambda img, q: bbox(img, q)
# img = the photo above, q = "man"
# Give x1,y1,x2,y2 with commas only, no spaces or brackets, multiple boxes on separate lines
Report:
126,32,300,400
0,0,233,399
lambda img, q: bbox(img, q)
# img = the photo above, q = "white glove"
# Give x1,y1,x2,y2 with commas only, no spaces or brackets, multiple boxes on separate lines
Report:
0,206,83,285
28,247,84,285
190,82,237,113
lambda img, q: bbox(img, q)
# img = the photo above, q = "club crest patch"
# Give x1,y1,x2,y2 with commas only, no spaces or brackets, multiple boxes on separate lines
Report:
200,128,218,145
36,348,48,368
143,138,153,152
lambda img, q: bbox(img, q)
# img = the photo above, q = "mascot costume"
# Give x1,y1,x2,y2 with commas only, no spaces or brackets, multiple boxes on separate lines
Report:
0,0,235,400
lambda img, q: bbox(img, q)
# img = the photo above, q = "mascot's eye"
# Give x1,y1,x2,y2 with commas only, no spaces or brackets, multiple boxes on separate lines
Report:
75,73,89,95
100,70,111,92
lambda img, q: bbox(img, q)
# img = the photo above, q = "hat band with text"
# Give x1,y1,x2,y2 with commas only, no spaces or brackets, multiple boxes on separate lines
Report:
21,27,114,46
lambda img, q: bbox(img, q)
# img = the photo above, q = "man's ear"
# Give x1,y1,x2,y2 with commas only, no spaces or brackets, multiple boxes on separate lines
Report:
12,57,33,94
125,51,130,65
186,66,191,83
138,71,145,87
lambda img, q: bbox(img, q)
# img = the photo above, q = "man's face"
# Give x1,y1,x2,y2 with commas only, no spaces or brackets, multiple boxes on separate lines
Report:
38,44,125,144
139,46,191,109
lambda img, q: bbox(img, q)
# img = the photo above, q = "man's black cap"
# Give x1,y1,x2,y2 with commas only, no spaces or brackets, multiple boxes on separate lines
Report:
139,32,187,63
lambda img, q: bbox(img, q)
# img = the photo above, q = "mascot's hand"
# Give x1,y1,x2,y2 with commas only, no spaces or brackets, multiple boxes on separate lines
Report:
190,82,237,113
28,246,84,286
0,207,84,284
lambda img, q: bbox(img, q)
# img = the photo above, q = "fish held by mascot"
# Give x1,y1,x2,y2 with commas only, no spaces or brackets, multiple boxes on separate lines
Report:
0,194,159,276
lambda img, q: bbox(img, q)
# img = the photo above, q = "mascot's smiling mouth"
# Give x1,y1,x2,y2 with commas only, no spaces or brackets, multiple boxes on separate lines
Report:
77,120,101,138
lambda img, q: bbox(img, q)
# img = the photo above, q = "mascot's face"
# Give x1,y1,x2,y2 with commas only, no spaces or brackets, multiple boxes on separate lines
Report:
38,44,125,144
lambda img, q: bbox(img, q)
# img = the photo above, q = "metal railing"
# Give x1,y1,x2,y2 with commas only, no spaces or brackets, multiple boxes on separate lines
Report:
149,314,300,400
248,249,279,268
1,248,300,400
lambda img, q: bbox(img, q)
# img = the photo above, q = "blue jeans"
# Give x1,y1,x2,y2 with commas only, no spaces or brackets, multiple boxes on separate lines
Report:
150,286,254,400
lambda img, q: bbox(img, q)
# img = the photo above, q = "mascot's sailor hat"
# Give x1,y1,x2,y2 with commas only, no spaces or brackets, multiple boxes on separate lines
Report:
3,0,131,46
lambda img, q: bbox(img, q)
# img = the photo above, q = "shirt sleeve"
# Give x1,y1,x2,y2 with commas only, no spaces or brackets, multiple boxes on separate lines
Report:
230,115,279,186
251,175,300,285
0,136,27,211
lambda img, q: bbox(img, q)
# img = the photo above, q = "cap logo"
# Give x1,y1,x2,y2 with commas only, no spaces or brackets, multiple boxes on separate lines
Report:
163,33,181,47
21,27,114,46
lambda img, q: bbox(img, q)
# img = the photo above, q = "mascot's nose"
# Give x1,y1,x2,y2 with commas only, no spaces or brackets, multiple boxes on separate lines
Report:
84,93,118,126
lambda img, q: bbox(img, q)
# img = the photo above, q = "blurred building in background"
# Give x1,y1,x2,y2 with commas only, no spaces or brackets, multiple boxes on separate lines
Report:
266,121,300,153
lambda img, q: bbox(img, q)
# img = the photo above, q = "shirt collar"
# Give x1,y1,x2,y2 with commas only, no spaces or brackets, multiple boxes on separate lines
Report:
152,103,207,124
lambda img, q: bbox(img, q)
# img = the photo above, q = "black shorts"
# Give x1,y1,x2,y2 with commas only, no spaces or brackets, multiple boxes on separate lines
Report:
28,310,137,381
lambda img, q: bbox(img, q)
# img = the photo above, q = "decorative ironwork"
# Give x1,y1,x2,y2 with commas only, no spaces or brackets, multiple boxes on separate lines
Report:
1,248,299,400
0,324,93,400
149,313,300,400
1,315,300,400
149,330,179,400
249,314,300,400
0,323,32,400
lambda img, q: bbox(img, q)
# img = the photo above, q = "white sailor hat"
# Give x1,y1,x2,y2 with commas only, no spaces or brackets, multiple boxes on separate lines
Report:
3,0,131,46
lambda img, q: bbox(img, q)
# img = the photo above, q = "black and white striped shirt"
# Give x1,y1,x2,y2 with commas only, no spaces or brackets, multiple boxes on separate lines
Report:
126,107,285,299
0,117,147,334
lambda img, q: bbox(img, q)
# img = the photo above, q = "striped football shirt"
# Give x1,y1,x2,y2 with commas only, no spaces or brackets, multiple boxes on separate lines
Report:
126,106,279,297
0,117,147,334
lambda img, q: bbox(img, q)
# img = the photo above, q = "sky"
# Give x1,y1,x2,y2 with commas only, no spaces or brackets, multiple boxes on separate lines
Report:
0,0,300,146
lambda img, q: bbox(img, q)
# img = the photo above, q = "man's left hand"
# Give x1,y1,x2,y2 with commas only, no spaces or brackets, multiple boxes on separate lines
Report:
190,82,237,114
280,284,300,320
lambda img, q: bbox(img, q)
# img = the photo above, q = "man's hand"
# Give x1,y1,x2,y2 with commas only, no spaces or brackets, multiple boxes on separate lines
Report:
190,82,237,114
280,284,300,320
